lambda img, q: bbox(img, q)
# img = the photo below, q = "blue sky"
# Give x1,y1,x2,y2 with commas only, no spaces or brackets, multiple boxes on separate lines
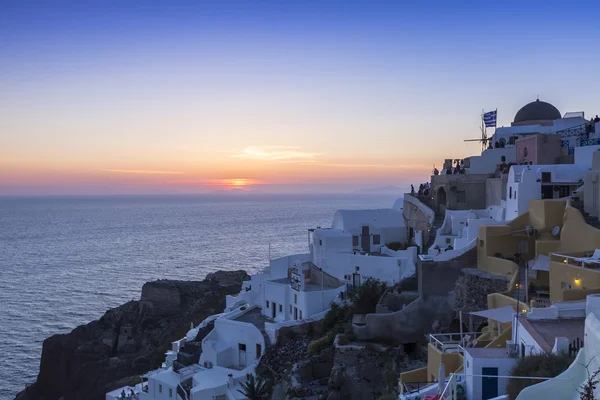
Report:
1,0,600,194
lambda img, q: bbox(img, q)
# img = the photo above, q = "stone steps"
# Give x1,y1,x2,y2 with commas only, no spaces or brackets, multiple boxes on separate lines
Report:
425,216,445,251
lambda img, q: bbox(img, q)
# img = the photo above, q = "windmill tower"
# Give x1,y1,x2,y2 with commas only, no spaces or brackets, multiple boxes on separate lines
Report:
464,109,496,151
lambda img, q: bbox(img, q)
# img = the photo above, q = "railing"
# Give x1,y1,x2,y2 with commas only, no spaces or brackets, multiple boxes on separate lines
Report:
401,380,440,395
580,138,600,147
551,252,600,269
557,123,589,138
428,332,485,352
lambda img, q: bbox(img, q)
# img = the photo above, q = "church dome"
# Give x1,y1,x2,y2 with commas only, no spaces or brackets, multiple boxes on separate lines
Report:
513,99,561,124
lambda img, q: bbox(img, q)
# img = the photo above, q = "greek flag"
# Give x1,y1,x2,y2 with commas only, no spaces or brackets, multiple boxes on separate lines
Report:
483,110,497,127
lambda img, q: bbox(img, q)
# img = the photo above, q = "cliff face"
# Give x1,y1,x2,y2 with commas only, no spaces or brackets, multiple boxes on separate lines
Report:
16,270,249,400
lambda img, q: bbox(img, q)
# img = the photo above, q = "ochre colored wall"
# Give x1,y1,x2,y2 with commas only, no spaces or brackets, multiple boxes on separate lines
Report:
426,343,463,382
399,366,427,386
536,240,561,257
549,261,600,302
557,206,600,253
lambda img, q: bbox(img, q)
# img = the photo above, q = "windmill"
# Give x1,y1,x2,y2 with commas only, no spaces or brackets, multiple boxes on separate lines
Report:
464,109,496,151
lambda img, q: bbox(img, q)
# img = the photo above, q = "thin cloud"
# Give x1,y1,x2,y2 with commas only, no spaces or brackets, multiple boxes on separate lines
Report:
100,169,184,175
232,146,323,161
165,178,265,186
292,162,430,170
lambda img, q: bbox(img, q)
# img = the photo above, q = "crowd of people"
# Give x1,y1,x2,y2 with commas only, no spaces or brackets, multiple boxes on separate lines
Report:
410,182,431,198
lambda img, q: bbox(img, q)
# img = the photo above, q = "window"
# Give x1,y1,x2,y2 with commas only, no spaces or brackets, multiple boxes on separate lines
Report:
169,388,173,398
352,235,359,246
239,343,246,351
299,310,303,319
279,304,282,312
256,343,262,358
479,240,484,248
446,238,451,244
373,234,381,245
562,282,572,290
559,186,570,198
523,147,528,158
159,384,162,393
319,240,322,246
355,266,360,271
514,190,516,199
509,187,512,199
294,294,297,304
541,172,552,183
266,300,270,308
457,191,466,203
290,304,292,313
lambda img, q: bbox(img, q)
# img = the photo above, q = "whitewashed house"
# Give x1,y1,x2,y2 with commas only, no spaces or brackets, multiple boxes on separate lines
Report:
427,209,506,257
515,294,600,399
505,164,586,220
331,209,407,253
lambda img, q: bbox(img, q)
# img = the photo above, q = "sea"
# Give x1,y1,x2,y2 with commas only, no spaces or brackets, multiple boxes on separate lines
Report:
0,193,400,399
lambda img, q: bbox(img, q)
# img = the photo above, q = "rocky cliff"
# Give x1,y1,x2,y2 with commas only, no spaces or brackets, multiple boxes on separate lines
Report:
16,270,248,400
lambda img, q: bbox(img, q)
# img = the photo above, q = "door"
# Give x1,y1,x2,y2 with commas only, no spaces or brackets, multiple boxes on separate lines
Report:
361,226,370,252
271,302,276,319
352,272,361,289
238,344,247,367
481,367,498,399
541,185,553,199
294,307,298,320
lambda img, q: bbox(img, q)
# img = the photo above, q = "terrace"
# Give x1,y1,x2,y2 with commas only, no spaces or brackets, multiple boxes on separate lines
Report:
551,250,600,269
428,331,489,354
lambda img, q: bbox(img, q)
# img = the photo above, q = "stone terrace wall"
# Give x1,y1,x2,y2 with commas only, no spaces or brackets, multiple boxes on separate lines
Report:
454,268,510,315
418,247,477,298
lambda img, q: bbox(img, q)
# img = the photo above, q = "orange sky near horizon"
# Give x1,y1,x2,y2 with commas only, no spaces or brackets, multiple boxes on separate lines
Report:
0,144,446,193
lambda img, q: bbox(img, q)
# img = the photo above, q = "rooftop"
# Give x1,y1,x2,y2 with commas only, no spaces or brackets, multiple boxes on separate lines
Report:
519,316,584,353
191,365,251,393
233,307,272,330
270,277,340,291
464,347,510,359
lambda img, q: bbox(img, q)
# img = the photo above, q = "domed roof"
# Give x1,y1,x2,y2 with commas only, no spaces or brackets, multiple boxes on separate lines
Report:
513,99,561,124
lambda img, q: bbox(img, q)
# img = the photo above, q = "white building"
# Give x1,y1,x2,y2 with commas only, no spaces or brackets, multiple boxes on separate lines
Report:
331,208,407,254
463,347,516,400
515,294,600,399
505,164,586,220
427,209,506,257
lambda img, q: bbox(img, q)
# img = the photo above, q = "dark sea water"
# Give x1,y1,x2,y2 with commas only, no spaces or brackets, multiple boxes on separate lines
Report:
0,193,399,399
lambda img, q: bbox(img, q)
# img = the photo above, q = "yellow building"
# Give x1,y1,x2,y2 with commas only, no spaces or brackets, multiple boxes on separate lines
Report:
400,199,600,397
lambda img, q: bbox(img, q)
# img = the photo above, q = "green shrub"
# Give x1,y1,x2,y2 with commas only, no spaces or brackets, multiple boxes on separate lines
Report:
308,332,336,355
351,278,387,315
507,352,575,400
386,242,407,251
321,302,350,331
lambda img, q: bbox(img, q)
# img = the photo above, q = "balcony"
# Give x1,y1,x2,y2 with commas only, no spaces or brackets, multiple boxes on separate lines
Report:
551,250,600,270
428,331,487,353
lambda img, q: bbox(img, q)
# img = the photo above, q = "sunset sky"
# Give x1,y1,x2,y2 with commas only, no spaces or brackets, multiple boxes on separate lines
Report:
2,1,600,195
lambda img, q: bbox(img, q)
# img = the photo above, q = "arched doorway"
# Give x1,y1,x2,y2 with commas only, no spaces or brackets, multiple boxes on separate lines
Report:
436,187,447,213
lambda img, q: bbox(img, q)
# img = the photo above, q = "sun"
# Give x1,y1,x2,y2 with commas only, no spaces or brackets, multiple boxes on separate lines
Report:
220,178,260,190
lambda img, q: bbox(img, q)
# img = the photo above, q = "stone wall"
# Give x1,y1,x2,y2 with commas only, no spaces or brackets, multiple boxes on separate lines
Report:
454,268,510,316
376,288,419,314
403,195,433,241
418,247,477,298
354,293,456,343
486,176,508,207
431,174,491,212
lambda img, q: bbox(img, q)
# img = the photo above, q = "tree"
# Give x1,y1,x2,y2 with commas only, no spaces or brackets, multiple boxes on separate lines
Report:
238,374,270,400
578,359,600,400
